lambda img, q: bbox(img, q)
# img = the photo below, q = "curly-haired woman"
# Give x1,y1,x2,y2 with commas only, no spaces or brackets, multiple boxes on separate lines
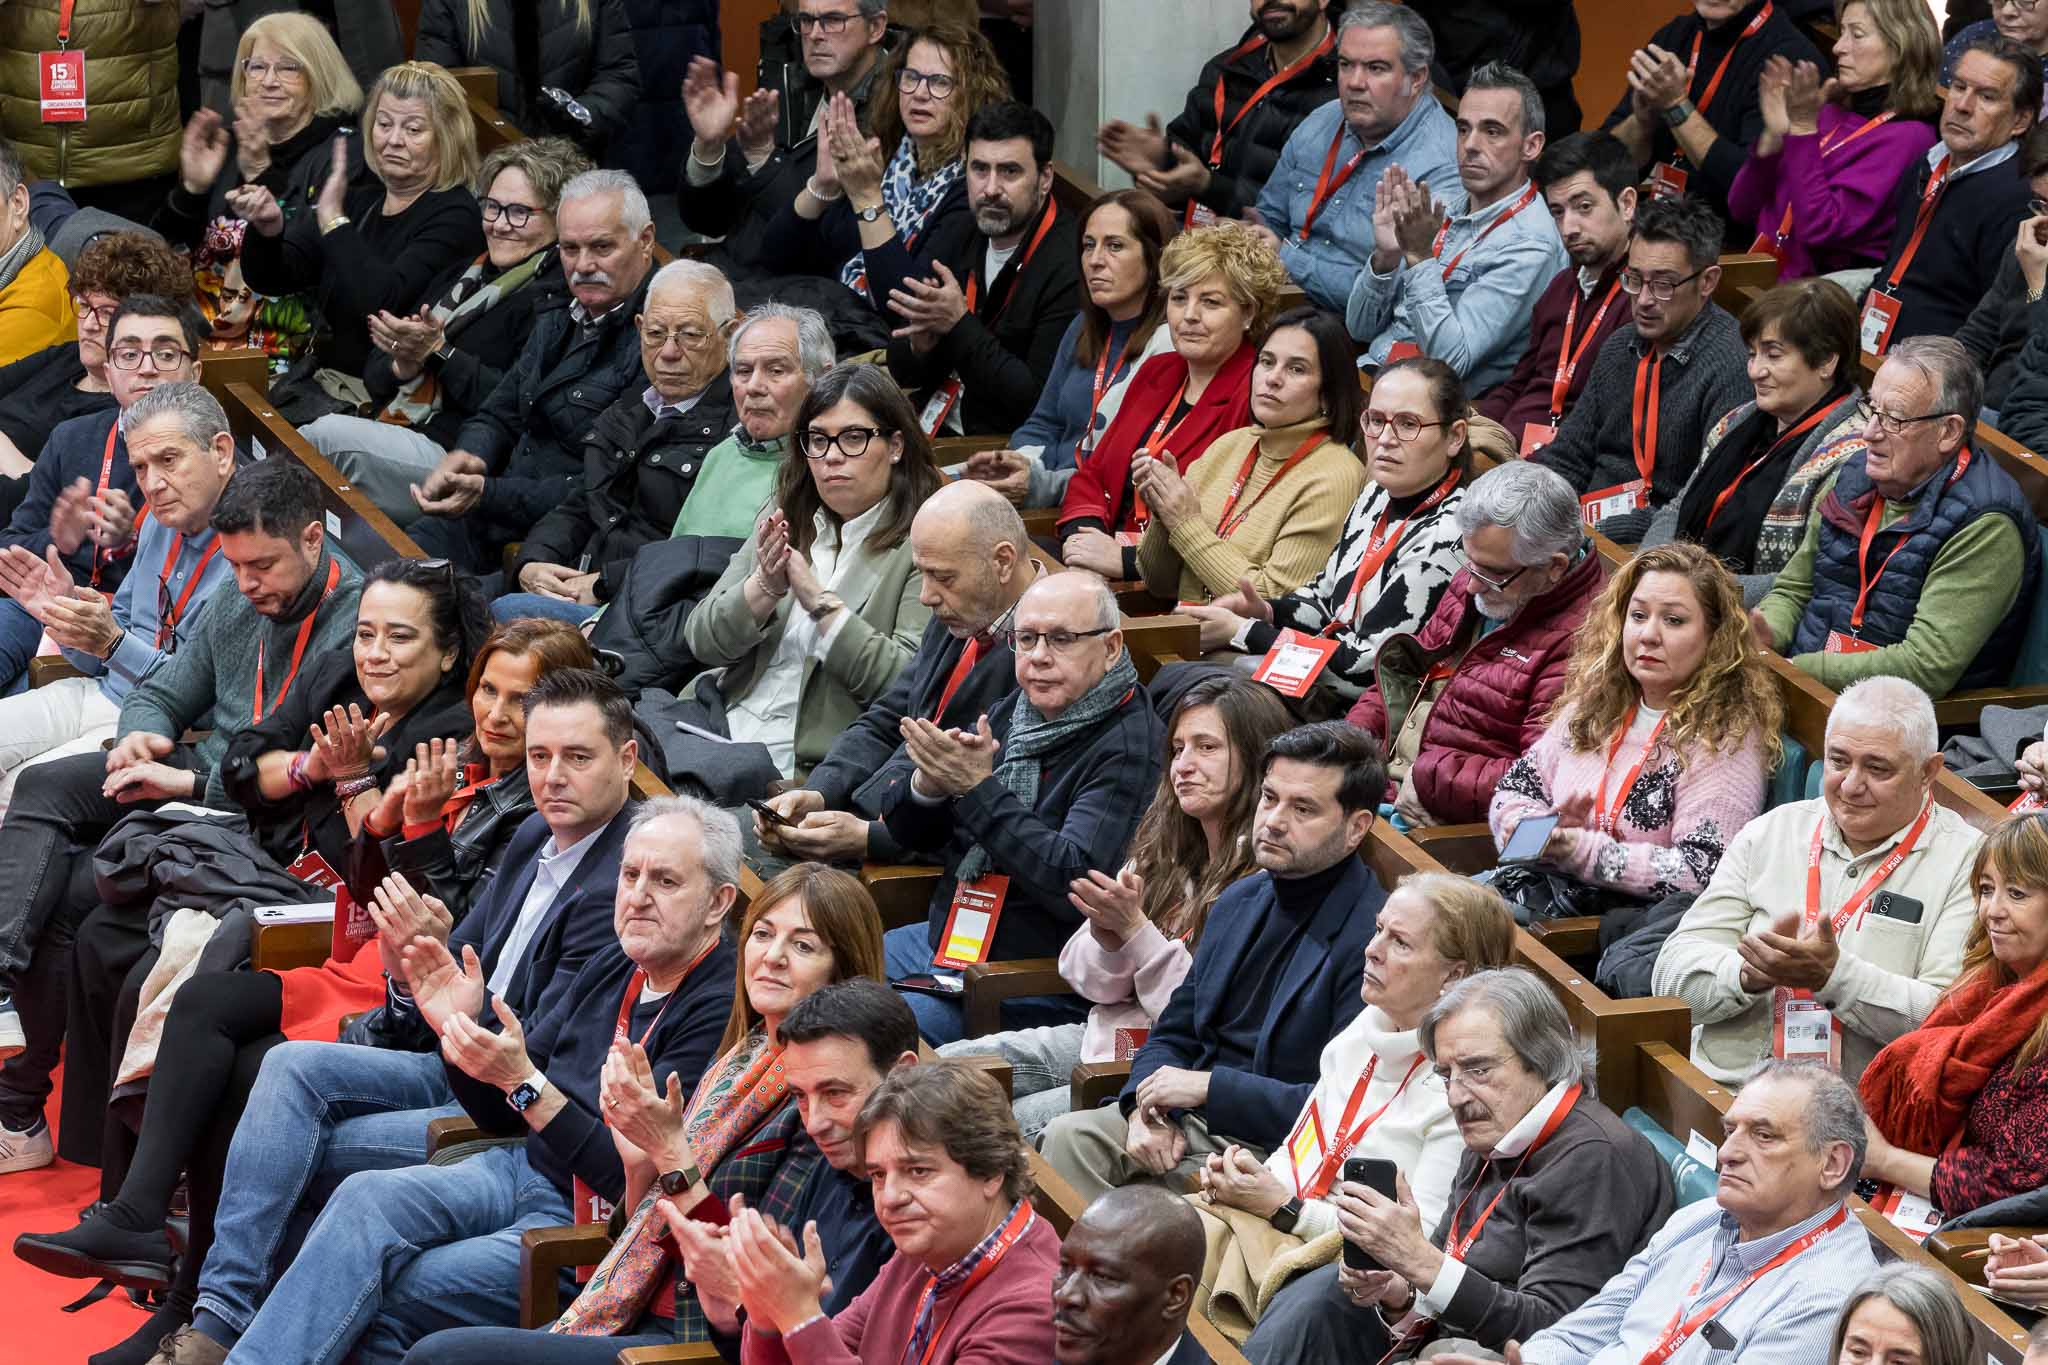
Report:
1488,542,1781,910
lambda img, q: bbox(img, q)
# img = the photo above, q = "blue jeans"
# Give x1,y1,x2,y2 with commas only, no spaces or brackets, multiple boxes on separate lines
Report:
883,921,1085,1047
491,592,598,626
225,1141,574,1365
0,598,39,695
194,1042,462,1340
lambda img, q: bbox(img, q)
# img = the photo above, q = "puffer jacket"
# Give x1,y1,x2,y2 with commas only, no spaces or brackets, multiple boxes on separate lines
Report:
196,0,402,116
0,0,180,189
586,533,746,695
1165,15,1342,223
1346,547,1606,824
413,0,640,155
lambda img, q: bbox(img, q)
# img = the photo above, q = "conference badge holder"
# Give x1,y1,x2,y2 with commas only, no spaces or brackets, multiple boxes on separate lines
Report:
1251,629,1338,698
920,377,964,438
1773,991,1841,1068
1519,422,1557,456
1825,631,1879,655
934,874,1008,969
1284,1101,1328,1198
2012,791,2044,813
1866,1182,1941,1243
1859,292,1902,356
1649,162,1689,199
39,50,84,123
1580,480,1647,527
1113,1027,1150,1061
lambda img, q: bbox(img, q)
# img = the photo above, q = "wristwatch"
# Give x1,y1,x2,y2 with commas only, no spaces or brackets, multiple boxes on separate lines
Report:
508,1072,546,1112
1661,98,1695,128
1269,1198,1304,1233
853,201,885,223
656,1163,703,1196
425,341,455,371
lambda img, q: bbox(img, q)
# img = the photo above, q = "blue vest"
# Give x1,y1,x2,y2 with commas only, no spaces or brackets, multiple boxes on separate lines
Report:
1792,447,2040,689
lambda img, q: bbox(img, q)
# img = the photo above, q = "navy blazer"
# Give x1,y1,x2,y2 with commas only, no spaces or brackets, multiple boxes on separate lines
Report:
1124,854,1384,1147
1167,1331,1214,1365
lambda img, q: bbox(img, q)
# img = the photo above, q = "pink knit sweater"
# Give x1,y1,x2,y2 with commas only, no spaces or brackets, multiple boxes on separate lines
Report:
1486,705,1768,898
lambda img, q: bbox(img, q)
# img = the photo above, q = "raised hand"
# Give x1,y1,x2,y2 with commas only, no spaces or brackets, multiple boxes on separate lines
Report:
730,1208,833,1335
367,871,454,980
305,703,393,783
179,107,232,195
737,87,780,162
682,56,741,149
225,182,285,236
48,476,94,556
664,1204,742,1333
600,1037,691,1171
314,136,350,233
88,486,137,549
1098,115,1172,178
1758,55,1793,138
753,509,793,595
401,738,463,827
898,714,1000,797
40,580,120,657
441,992,535,1090
232,97,273,180
401,937,488,1035
1069,867,1147,947
0,544,76,624
1782,59,1824,132
1136,140,1212,204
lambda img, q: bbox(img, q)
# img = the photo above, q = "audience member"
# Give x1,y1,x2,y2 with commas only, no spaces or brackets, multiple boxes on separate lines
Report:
194,2,401,117
1956,122,2048,419
1944,0,2048,94
413,0,640,156
1347,64,1567,390
1433,1061,1876,1364
501,259,738,624
1193,875,1512,1340
963,188,1178,509
1828,1265,1976,1365
1249,2,1458,313
406,168,658,571
680,362,940,786
730,1060,1060,1365
1490,543,1780,922
1424,0,1582,139
1642,279,1866,602
1247,967,1674,1363
939,675,1292,1138
302,137,589,523
1653,676,1980,1085
241,60,485,420
1097,0,1338,228
1475,131,1637,452
1753,337,2039,696
760,23,1012,316
1859,31,2037,356
0,137,74,369
1531,193,1749,545
1347,460,1606,829
886,100,1081,437
1183,356,1470,703
1727,0,1942,279
1039,721,1385,1201
1986,1245,2048,1316
880,570,1161,1043
1055,1185,1212,1365
755,479,1033,867
1059,222,1281,580
1600,0,1824,232
1136,306,1368,604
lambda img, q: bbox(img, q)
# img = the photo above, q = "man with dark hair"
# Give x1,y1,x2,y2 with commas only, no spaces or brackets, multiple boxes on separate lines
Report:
886,100,1081,438
1860,32,2037,356
1477,131,1638,451
0,456,360,1175
1530,193,1748,544
1055,1186,1211,1365
1040,721,1383,1202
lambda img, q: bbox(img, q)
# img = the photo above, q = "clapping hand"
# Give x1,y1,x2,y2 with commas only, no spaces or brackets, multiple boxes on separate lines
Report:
0,544,76,624
730,1207,834,1335
366,871,454,979
1180,574,1272,651
2020,740,2048,795
1737,908,1840,993
886,262,969,347
898,715,999,797
753,509,793,597
401,738,463,827
368,306,445,380
179,107,232,195
304,702,393,784
824,94,886,203
225,182,285,236
665,1197,744,1333
1627,44,1690,112
1069,867,1147,947
600,1037,691,1173
401,937,488,1036
40,578,120,657
1098,114,1172,179
1386,170,1447,267
411,450,487,516
441,992,535,1090
232,97,273,180
314,137,351,234
682,56,743,149
1129,452,1199,529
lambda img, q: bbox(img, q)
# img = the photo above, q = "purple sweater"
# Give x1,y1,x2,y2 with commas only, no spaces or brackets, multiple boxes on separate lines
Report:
1727,105,1939,279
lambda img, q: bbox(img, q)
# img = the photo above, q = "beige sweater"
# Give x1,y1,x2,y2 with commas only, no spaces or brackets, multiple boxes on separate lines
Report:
1137,417,1366,603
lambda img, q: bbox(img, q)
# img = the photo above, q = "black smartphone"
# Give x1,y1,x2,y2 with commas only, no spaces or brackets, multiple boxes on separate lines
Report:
1340,1157,1400,1270
1499,812,1560,865
746,797,795,829
894,973,964,998
1871,891,1925,924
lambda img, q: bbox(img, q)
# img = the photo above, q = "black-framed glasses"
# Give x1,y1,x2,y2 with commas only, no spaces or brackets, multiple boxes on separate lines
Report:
804,426,889,460
795,10,864,32
1007,627,1114,655
71,296,116,330
1854,400,1957,436
109,344,193,372
1996,0,2041,14
897,67,957,98
1362,411,1446,442
479,197,538,228
1462,558,1530,593
1619,266,1707,302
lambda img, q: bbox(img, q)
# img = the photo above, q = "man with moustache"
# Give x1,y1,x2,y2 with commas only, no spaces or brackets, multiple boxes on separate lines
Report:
885,101,1080,437
1054,1186,1213,1365
1097,0,1340,228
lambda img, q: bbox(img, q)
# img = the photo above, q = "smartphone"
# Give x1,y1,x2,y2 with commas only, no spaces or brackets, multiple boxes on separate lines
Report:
746,797,795,829
1870,891,1925,924
894,973,964,997
1340,1157,1400,1270
1499,812,1561,865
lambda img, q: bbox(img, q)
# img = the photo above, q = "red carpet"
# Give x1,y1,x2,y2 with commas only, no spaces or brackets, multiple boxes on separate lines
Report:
0,1065,148,1361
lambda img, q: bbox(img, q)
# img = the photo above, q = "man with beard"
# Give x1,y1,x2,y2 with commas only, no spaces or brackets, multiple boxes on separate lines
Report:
885,101,1080,438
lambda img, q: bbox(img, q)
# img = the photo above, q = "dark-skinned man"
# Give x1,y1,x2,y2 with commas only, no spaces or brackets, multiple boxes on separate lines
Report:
1056,1185,1213,1365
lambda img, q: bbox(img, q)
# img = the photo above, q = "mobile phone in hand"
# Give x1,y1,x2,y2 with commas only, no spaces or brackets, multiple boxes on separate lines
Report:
745,797,794,828
1340,1157,1400,1270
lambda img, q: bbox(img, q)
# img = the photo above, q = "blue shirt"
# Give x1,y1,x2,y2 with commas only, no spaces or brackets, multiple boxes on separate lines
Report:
62,511,233,706
1255,95,1460,313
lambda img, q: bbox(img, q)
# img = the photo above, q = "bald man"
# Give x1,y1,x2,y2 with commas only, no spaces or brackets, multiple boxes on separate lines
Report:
878,569,1164,1043
1056,1187,1212,1365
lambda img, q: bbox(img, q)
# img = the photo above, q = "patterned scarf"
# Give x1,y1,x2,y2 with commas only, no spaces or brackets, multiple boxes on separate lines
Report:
837,140,963,294
0,221,45,294
379,247,552,426
956,648,1140,883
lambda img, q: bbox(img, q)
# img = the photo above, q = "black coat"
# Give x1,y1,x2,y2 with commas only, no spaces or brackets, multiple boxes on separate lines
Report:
608,0,718,196
758,171,971,319
1164,16,1342,222
344,764,537,930
0,342,109,466
585,532,746,695
511,374,738,599
152,113,344,252
1414,0,1583,135
414,0,641,154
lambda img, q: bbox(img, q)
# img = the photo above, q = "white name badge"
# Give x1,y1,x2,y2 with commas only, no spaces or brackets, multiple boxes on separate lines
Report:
1580,479,1647,527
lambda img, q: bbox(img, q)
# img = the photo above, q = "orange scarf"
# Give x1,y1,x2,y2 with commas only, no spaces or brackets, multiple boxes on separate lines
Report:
1860,960,2048,1154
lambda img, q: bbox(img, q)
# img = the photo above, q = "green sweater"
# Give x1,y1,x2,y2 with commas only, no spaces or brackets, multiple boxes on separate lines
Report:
671,432,785,540
1758,470,2022,697
116,546,363,807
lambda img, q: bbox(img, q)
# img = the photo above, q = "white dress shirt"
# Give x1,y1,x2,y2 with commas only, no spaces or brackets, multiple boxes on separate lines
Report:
487,824,606,997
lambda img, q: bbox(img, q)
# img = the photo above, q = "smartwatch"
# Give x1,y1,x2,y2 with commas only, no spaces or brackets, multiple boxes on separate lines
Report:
656,1164,703,1196
507,1072,546,1112
1269,1198,1304,1234
1661,98,1695,128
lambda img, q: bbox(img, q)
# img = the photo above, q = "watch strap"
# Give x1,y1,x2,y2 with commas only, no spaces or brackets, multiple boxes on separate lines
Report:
1269,1197,1304,1233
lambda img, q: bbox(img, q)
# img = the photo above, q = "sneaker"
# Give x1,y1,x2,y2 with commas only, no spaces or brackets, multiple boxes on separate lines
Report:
0,996,20,1062
146,1326,227,1365
0,1113,50,1173
13,1207,174,1288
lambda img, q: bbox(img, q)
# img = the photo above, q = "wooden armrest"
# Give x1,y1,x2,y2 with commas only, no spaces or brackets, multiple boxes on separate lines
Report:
1923,1226,2044,1285
521,1223,615,1327
1071,1059,1132,1113
859,863,940,931
930,434,1003,463
1932,685,2048,729
28,656,83,687
1527,916,1602,963
946,1052,1016,1097
1020,506,1059,537
251,919,330,972
1403,823,1498,875
617,1348,724,1363
961,957,1070,1037
426,1115,490,1156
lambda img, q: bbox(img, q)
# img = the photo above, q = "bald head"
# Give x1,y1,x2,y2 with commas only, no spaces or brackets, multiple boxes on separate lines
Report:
912,480,1032,639
1014,571,1123,717
1053,1186,1203,1365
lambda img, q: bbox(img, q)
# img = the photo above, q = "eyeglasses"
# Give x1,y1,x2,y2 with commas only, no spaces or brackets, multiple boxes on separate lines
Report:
240,58,306,82
804,425,890,459
1996,0,2041,14
640,323,718,351
897,67,958,98
795,10,864,32
71,297,116,330
479,198,541,228
109,344,193,371
1007,627,1114,655
1619,267,1707,302
1432,1056,1507,1090
1362,410,1445,442
1462,558,1530,593
1854,400,1957,436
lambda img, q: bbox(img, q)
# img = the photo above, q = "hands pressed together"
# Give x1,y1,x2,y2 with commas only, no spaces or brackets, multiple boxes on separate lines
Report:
899,714,1000,797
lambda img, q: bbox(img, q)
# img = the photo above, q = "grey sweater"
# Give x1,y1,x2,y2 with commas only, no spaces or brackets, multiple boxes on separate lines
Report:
117,546,363,808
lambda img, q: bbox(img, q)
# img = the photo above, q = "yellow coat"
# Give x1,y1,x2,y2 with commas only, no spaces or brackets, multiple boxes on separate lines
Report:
0,0,180,188
0,245,75,369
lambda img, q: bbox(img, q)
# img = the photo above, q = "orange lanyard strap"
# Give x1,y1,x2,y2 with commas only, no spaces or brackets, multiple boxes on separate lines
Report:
87,424,122,589
1684,2,1773,118
1846,451,1967,632
1595,708,1669,836
1300,124,1367,241
1429,183,1541,280
252,557,341,721
1327,470,1462,633
1443,1084,1582,1260
908,1202,1036,1365
1549,276,1624,424
1704,393,1853,530
1130,378,1195,527
1215,431,1326,539
1630,352,1663,485
1805,798,1932,937
55,0,74,46
1638,1205,1847,1365
1768,113,1896,243
1303,1054,1429,1199
1207,28,1334,166
1884,154,1951,291
1078,341,1119,455
963,201,1059,324
154,533,222,650
607,943,713,1048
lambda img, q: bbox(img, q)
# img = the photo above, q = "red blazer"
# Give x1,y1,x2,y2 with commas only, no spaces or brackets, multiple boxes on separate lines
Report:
1056,340,1257,535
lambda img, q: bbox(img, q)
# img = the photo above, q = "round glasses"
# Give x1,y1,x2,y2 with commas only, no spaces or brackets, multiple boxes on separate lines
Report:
897,68,958,98
1362,411,1445,442
480,198,540,228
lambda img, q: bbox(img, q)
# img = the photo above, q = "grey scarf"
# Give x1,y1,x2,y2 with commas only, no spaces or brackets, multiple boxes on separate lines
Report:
956,647,1141,883
0,222,46,294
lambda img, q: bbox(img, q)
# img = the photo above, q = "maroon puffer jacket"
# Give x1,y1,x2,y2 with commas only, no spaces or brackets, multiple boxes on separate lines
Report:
1346,549,1606,823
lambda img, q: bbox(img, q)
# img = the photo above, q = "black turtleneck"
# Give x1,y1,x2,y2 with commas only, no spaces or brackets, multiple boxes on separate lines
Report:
1213,852,1358,1072
1846,84,1891,119
275,546,338,627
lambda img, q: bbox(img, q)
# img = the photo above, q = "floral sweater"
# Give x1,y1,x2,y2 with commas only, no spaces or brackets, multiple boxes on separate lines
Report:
1488,704,1768,899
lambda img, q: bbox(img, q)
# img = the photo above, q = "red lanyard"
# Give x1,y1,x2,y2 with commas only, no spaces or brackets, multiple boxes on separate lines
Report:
1704,394,1853,530
1300,123,1367,241
1131,378,1197,527
1429,183,1541,280
252,557,340,721
1805,799,1932,937
1443,1084,1582,1260
1595,708,1668,835
610,943,716,1048
1205,28,1335,167
1638,1204,1847,1365
962,201,1059,324
932,635,982,719
1078,343,1119,459
155,533,222,650
1847,451,1968,632
1215,430,1326,539
1303,1054,1428,1199
1884,155,1951,291
1631,352,1663,485
1328,470,1461,632
55,0,73,46
1549,276,1624,423
1768,114,1895,245
1685,3,1773,117
910,1202,1036,1365
86,424,121,588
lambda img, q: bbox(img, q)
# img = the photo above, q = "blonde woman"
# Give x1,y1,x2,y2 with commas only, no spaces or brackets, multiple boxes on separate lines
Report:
414,0,640,153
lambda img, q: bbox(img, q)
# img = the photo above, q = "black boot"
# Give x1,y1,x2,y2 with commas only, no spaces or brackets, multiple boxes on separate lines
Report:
88,1294,191,1365
13,1206,172,1288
